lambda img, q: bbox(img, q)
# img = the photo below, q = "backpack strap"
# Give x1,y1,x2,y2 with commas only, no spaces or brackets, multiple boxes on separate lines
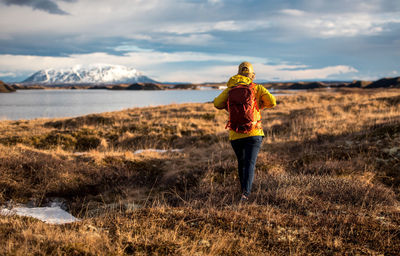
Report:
249,82,260,111
248,82,262,130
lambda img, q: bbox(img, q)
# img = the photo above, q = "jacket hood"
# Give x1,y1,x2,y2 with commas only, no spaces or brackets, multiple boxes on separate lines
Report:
227,74,252,88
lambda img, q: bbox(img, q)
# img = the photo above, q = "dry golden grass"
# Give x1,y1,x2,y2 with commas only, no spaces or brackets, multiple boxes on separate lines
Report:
1,88,400,255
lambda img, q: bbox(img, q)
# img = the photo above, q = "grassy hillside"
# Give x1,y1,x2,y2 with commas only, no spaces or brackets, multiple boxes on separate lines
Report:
1,88,399,255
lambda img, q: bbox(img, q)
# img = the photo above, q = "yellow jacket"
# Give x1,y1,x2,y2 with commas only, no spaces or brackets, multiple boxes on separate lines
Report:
213,74,276,141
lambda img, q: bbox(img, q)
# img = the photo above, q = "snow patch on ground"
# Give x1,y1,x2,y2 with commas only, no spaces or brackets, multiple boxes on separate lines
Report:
133,149,182,154
1,206,79,224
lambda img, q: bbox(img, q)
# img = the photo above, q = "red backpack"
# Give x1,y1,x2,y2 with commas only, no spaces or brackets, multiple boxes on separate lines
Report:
226,82,260,133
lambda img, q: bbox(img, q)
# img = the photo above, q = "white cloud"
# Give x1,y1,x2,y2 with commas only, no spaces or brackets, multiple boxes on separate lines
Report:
253,64,358,81
156,20,270,35
0,0,270,42
0,51,264,81
208,0,222,5
0,72,15,77
158,63,358,83
305,14,384,37
1,0,397,47
0,51,265,72
0,51,358,82
1,1,399,43
0,0,232,38
125,34,153,41
277,10,400,38
280,9,305,16
158,34,215,45
0,1,168,37
350,75,380,81
114,45,153,52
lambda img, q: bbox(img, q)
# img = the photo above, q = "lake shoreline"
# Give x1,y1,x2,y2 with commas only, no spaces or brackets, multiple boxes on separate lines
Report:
3,74,399,92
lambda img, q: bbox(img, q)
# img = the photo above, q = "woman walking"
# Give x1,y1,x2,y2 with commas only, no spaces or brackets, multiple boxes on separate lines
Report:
213,62,276,201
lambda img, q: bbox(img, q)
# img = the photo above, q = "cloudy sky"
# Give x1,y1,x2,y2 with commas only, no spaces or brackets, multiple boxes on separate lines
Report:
0,0,399,83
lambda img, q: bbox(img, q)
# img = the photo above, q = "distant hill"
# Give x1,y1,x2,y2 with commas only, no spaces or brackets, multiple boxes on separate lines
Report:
263,81,329,90
109,83,164,90
366,77,400,88
172,83,199,89
0,81,16,93
21,64,157,86
347,80,372,88
265,76,400,90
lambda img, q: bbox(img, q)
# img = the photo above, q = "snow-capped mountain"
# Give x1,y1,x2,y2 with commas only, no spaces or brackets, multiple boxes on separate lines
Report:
22,64,157,85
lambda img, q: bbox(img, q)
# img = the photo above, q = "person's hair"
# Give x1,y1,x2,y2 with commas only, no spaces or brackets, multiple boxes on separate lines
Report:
240,67,249,74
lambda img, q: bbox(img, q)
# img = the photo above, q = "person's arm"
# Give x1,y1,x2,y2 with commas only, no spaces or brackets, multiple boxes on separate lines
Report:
258,85,276,109
213,88,229,110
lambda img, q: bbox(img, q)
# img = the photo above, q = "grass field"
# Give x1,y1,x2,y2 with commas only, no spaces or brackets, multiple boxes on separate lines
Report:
1,88,399,255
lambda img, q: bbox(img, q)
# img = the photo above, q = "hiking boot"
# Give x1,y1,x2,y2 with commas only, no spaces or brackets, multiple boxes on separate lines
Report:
239,194,249,203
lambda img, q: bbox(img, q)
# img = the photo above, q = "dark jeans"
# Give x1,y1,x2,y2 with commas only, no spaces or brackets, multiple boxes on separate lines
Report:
230,136,263,197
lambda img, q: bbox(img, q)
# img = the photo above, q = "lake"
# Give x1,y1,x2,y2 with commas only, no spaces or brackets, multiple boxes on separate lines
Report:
0,89,287,121
0,89,225,120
